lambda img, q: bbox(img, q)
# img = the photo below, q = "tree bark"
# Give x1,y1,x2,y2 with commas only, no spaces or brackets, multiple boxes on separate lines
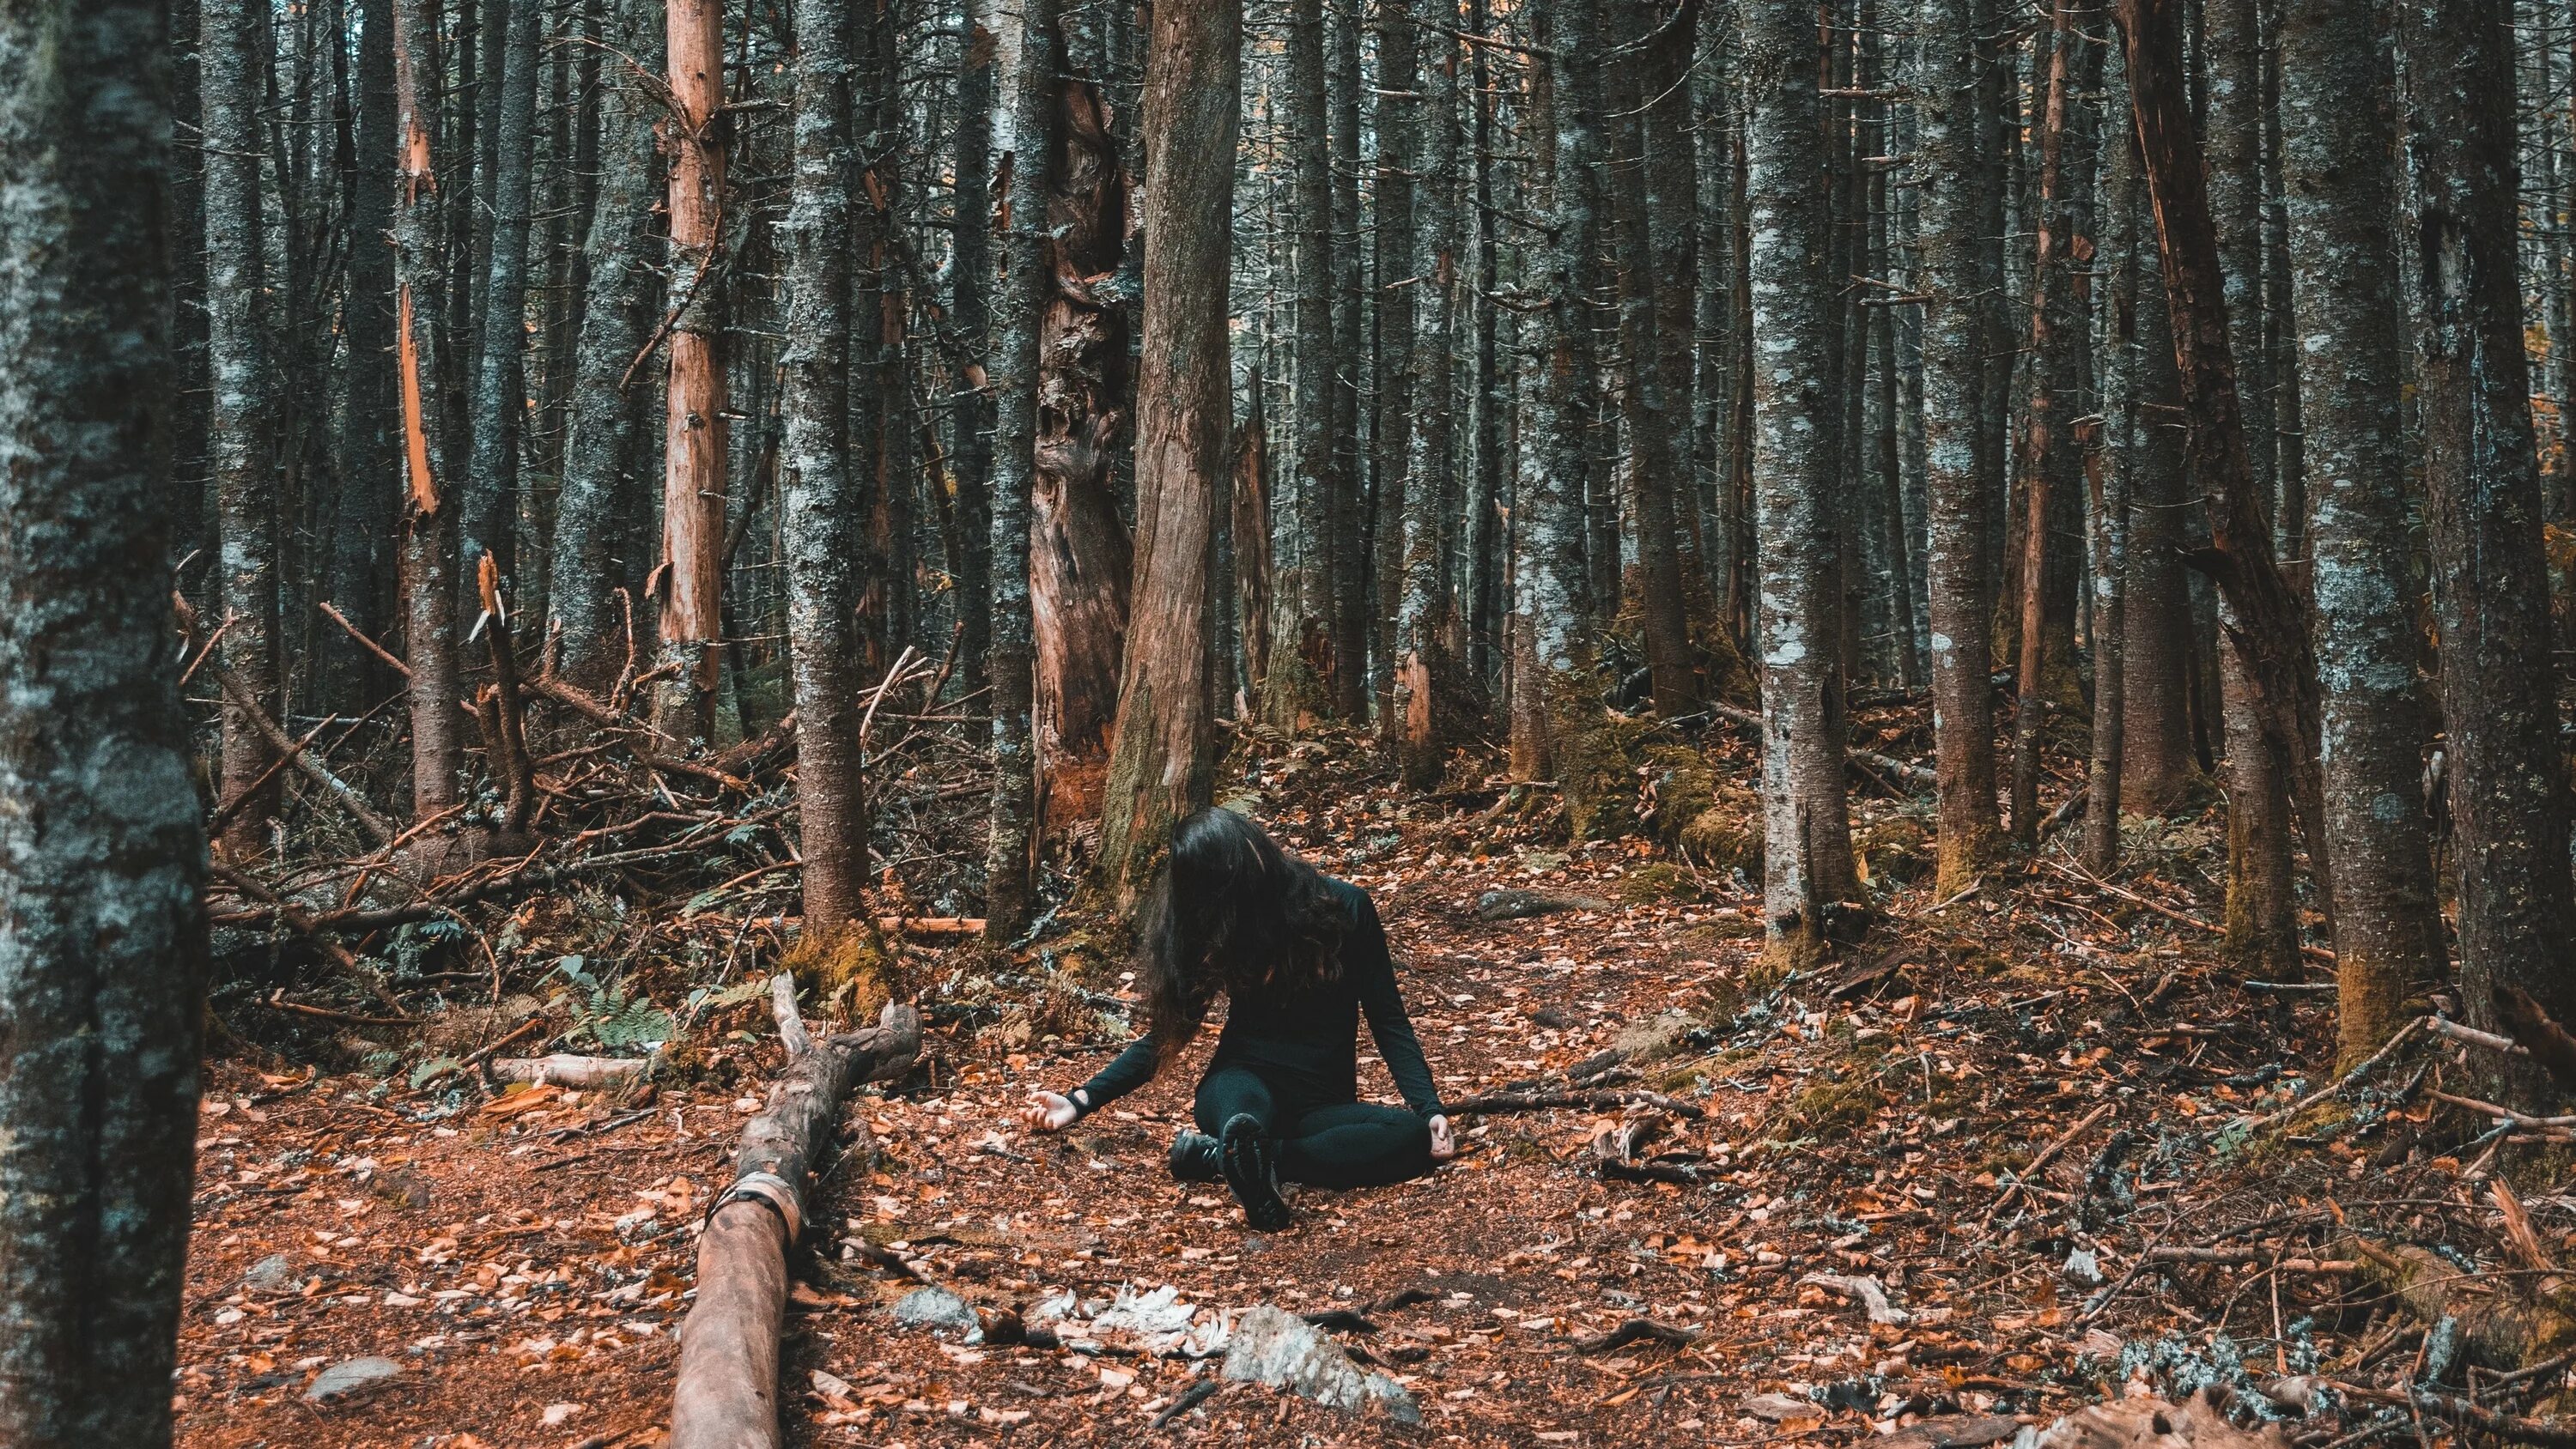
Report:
1030,75,1133,836
653,0,729,744
201,0,282,856
1607,0,1701,718
548,0,661,698
1917,0,2002,896
1275,0,1340,726
2279,0,2445,1064
1328,0,1368,720
464,0,540,598
2397,0,2576,1088
1741,0,1856,968
0,7,212,1440
951,0,998,699
1370,0,1420,740
395,0,462,822
780,0,866,936
1394,0,1461,785
2117,0,2333,967
2087,50,2140,875
325,0,401,715
983,0,1058,939
1095,0,1239,902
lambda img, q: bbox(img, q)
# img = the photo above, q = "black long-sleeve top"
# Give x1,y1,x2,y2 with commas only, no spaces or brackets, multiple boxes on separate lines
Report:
1072,877,1445,1118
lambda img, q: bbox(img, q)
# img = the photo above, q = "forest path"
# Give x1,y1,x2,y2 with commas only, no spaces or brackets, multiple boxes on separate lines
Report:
173,745,2338,1448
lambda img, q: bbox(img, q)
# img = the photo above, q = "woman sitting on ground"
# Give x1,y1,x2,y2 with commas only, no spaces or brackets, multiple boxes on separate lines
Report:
1018,807,1453,1229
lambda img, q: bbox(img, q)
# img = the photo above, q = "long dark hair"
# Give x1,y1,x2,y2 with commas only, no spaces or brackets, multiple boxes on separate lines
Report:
1137,808,1351,1063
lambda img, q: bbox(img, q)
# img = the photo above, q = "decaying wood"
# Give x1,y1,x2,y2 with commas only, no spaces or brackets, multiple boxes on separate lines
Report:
489,1052,660,1088
2347,1234,2576,1370
667,1000,922,1449
1710,700,1936,786
2026,1387,2292,1447
2494,984,2576,1094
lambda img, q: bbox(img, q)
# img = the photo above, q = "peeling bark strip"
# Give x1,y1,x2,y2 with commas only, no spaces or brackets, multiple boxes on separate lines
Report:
1095,0,1241,900
654,0,729,745
667,1004,920,1449
779,0,866,934
1739,0,1855,969
2279,0,2445,1065
0,4,211,1442
2395,0,2576,1090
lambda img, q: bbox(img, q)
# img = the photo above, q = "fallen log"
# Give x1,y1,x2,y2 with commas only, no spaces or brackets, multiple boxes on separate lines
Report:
489,1052,660,1088
1710,700,1936,787
668,1000,922,1449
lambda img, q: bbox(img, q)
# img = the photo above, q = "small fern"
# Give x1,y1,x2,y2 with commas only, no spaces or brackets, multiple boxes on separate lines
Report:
553,955,676,1052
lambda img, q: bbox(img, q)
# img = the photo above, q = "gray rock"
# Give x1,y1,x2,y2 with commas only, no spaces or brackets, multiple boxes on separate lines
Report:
1221,1305,1419,1424
891,1286,980,1335
305,1356,402,1404
241,1252,296,1293
1473,888,1613,922
1742,1391,1818,1422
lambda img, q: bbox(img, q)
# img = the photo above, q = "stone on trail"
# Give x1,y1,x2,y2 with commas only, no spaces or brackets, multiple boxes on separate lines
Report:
241,1252,296,1292
304,1355,402,1404
891,1285,980,1335
1221,1305,1419,1423
1743,1391,1818,1422
1473,888,1613,921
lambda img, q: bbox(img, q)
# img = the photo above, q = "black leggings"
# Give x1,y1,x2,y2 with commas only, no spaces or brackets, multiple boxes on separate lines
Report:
1193,1064,1434,1190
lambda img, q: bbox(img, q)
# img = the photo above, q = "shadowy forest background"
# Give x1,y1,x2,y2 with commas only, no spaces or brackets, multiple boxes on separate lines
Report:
21,0,2576,1440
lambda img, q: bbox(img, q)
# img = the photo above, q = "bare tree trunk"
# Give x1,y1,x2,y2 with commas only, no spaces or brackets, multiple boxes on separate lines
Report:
779,0,865,935
1741,0,1856,970
1096,0,1239,900
2397,0,2576,1088
548,0,661,697
653,0,728,743
951,0,998,698
984,0,1058,938
395,0,462,822
1275,0,1339,725
1394,1,1461,785
465,0,540,597
1370,0,1419,740
2280,0,2445,1065
202,0,282,856
2087,48,2140,874
1234,379,1275,707
1918,0,2001,896
2117,0,2334,970
1328,0,1368,720
325,0,401,714
0,10,210,1443
1030,76,1133,836
1607,0,1699,718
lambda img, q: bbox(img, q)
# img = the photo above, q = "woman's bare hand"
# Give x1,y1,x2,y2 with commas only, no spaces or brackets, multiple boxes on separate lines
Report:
1022,1090,1078,1133
1427,1113,1455,1161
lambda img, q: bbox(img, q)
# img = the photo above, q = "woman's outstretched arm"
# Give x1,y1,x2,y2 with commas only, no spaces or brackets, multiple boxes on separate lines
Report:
1022,1035,1159,1131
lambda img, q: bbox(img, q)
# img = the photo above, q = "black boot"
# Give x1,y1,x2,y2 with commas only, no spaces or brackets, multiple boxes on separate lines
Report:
1168,1128,1222,1183
1218,1113,1292,1231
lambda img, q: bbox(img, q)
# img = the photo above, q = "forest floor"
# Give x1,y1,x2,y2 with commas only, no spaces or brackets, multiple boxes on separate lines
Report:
173,719,2545,1448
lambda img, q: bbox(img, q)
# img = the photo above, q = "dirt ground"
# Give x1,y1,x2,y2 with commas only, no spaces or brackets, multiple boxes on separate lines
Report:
174,743,2506,1448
